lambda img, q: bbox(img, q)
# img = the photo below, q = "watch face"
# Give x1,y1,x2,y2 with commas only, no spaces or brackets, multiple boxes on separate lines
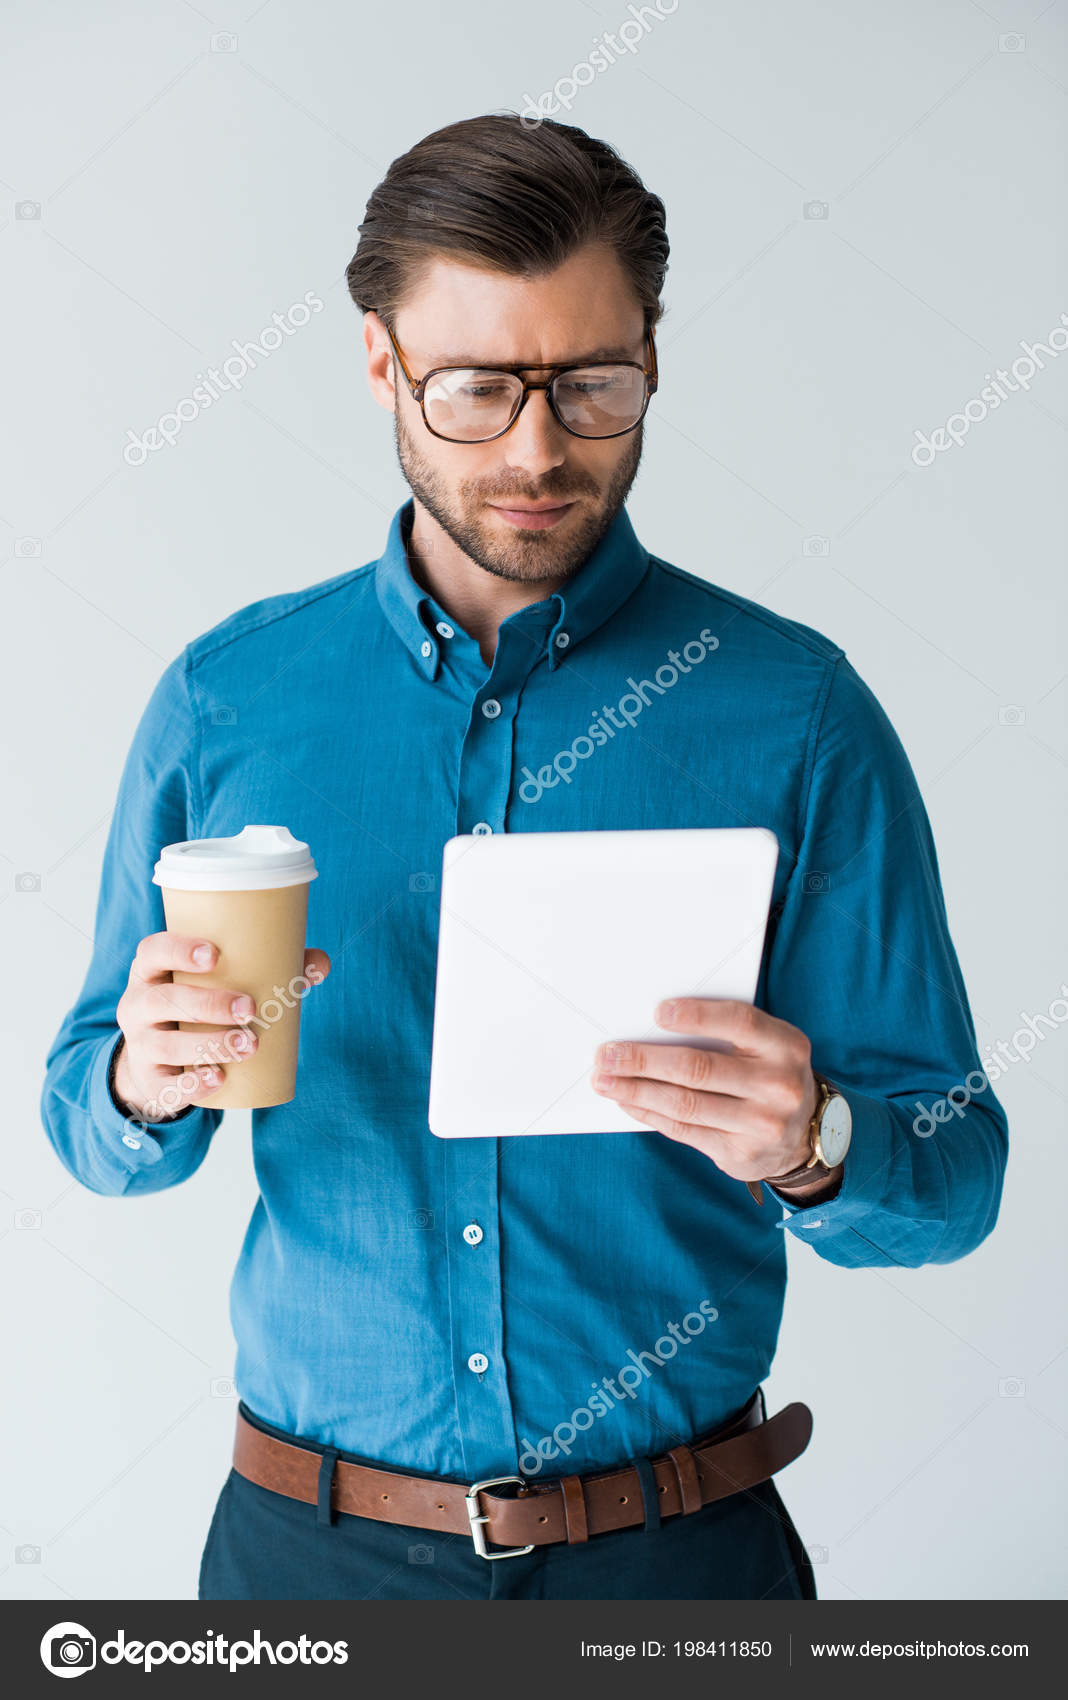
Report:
818,1093,852,1166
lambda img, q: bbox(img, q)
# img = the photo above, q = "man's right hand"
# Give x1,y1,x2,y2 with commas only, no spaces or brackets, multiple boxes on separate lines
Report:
112,932,261,1123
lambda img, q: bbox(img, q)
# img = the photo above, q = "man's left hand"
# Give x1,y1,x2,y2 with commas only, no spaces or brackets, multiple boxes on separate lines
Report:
591,998,820,1188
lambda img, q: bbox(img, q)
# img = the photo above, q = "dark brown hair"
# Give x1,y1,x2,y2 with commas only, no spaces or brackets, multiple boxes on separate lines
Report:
345,113,669,335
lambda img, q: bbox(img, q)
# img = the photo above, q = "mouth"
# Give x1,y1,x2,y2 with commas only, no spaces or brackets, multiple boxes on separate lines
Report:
487,500,576,531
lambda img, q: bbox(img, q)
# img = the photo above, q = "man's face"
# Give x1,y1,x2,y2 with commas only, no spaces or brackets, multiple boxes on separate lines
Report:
370,243,650,587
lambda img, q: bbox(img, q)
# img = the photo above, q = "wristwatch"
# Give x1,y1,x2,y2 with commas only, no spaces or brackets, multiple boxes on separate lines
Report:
746,1072,852,1205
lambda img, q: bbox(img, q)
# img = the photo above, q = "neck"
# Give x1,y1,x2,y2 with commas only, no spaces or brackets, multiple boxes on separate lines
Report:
406,501,568,667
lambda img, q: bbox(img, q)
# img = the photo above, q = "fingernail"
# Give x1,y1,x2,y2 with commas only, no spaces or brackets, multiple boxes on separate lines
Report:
201,1067,219,1084
229,1030,253,1054
592,1071,615,1091
600,1044,624,1066
657,1000,680,1024
193,944,214,966
231,995,255,1019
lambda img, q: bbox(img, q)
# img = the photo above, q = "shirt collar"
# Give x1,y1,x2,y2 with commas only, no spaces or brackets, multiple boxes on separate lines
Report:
374,497,649,679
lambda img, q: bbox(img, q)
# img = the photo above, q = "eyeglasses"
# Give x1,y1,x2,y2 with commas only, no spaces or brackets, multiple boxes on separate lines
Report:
384,324,658,444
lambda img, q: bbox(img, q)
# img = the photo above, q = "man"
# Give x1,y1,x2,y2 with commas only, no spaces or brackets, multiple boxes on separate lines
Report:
42,113,1008,1602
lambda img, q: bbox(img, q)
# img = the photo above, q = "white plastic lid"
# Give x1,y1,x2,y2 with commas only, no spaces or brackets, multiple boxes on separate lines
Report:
152,825,318,892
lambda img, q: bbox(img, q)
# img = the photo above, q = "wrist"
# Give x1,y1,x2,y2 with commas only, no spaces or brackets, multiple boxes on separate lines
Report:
771,1161,844,1205
109,1038,177,1124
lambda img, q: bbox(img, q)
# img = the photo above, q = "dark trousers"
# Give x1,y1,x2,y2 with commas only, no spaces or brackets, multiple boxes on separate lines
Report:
198,1401,817,1602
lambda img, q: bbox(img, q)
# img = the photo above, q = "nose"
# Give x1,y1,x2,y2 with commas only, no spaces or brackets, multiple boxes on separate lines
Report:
501,387,568,478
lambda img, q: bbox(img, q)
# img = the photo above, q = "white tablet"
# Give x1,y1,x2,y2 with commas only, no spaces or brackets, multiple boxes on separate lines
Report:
427,826,779,1139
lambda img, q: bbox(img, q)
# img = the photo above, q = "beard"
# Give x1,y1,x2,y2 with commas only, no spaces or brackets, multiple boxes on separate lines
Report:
392,394,644,587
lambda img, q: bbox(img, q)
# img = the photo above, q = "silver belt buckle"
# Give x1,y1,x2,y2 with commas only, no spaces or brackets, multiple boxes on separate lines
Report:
464,1475,535,1560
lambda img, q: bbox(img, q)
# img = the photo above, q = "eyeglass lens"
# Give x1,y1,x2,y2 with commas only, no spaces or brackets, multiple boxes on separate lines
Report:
422,365,648,441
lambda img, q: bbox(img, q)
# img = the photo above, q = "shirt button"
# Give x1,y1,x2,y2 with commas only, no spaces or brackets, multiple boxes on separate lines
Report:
121,1134,142,1150
463,1223,484,1245
481,698,501,719
467,1352,489,1374
472,822,492,835
554,631,570,649
435,620,454,639
420,640,433,659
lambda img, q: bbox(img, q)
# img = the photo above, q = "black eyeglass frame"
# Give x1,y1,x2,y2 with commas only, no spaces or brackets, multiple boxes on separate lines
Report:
384,323,659,443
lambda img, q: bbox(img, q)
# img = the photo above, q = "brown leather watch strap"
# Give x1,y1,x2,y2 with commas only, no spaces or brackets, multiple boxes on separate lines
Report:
231,1393,813,1549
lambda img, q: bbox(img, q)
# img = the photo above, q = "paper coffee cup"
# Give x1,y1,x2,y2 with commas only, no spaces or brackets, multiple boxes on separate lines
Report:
152,825,318,1108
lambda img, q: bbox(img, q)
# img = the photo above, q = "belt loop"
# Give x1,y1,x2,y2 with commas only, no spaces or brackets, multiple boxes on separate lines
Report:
667,1443,704,1515
559,1475,589,1543
316,1446,340,1528
632,1455,662,1532
757,1385,767,1423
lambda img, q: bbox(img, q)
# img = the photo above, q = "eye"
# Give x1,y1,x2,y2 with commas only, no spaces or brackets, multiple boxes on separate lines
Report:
557,373,626,398
459,380,514,401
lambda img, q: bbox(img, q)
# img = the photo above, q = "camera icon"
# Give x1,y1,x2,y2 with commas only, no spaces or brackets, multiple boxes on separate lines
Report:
15,201,41,220
210,1376,237,1397
998,1377,1025,1397
15,537,42,557
210,705,238,726
15,871,41,893
408,1207,434,1229
998,33,1024,52
210,32,238,51
15,1208,42,1230
48,1629,96,1672
17,1544,41,1563
408,872,435,893
997,704,1025,726
805,1543,829,1563
802,871,829,894
408,1544,434,1564
803,200,829,220
802,535,829,557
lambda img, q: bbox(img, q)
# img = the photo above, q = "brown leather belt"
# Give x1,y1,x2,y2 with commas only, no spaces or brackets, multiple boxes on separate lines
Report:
232,1391,813,1560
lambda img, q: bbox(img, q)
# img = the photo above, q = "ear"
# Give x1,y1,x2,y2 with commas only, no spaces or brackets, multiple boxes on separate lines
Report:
364,310,397,413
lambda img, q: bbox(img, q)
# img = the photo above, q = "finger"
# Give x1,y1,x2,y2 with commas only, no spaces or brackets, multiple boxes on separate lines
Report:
593,1040,759,1097
655,998,803,1061
592,1071,761,1136
131,934,220,983
135,1063,229,1120
144,982,258,1028
303,948,331,985
611,1095,730,1160
143,1027,258,1069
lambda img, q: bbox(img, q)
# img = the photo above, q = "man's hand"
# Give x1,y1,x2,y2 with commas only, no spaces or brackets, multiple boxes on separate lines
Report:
113,933,331,1123
590,998,827,1193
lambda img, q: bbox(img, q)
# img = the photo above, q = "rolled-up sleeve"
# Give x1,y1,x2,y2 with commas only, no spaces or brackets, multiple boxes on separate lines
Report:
40,652,223,1198
761,653,1008,1267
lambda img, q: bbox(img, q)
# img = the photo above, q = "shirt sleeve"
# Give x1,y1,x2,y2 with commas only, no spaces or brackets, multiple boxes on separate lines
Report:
40,651,223,1197
760,653,1008,1267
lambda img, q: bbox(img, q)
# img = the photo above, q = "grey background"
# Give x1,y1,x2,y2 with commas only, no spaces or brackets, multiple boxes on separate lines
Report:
2,0,1065,1601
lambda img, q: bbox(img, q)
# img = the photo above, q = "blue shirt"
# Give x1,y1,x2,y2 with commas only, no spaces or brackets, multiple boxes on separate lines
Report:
41,498,1008,1482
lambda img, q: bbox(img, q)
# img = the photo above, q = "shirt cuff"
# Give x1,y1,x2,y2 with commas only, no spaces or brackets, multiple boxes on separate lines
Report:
93,1033,202,1173
769,1083,894,1236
